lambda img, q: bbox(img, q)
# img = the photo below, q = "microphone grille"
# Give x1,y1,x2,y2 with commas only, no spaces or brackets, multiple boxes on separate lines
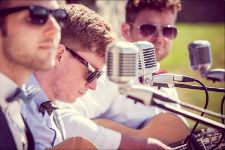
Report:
143,47,157,68
106,41,139,83
197,46,212,64
188,40,212,72
107,51,113,76
134,41,158,78
119,53,137,76
138,54,142,70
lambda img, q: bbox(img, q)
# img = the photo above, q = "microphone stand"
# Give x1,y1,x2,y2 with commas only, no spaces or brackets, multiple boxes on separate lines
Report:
151,98,225,131
153,93,225,119
125,84,225,131
151,83,225,118
152,82,225,93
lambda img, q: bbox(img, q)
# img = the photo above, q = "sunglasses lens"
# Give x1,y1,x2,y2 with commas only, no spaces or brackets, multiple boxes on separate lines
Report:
87,71,97,82
139,24,156,37
30,6,48,25
52,9,67,27
163,27,177,39
30,6,67,27
139,24,177,39
87,71,103,82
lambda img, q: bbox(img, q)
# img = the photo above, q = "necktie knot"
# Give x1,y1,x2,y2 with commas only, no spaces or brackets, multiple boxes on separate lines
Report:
39,101,58,116
6,85,40,103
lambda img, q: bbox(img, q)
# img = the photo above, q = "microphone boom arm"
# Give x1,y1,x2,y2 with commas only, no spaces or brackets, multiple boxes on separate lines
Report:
124,84,225,131
152,82,225,93
153,93,225,119
152,98,225,131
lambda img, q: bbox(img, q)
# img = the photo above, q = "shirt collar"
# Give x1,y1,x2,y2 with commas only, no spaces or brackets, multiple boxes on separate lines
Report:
26,74,49,106
0,73,21,108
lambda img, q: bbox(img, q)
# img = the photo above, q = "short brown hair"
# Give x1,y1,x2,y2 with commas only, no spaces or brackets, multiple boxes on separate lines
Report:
0,0,10,35
61,4,116,58
125,0,182,23
0,0,9,9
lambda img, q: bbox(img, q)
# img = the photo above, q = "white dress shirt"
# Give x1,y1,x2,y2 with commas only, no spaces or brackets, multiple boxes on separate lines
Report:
58,67,180,149
21,75,66,150
0,73,28,150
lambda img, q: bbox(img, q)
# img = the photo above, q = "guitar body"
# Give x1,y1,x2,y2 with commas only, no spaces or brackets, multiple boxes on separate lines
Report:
52,137,97,150
94,112,190,145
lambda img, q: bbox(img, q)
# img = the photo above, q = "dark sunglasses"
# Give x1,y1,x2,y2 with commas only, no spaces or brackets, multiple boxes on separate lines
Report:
66,47,103,83
0,5,67,27
131,24,177,40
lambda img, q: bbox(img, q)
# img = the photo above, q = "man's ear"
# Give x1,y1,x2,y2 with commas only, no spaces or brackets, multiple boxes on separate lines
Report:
56,44,65,63
121,22,132,41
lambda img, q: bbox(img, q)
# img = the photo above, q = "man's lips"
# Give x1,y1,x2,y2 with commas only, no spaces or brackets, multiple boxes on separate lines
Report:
39,44,54,49
78,91,84,95
154,44,163,50
39,38,56,49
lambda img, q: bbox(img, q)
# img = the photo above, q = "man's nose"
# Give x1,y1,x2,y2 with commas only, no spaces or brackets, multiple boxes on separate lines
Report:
86,79,97,90
44,15,61,38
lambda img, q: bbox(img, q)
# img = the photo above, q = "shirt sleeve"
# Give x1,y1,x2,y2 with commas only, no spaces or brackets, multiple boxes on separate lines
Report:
58,105,121,149
102,93,162,128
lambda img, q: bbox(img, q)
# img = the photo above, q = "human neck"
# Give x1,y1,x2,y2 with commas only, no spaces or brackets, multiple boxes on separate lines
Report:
0,59,31,87
35,71,55,101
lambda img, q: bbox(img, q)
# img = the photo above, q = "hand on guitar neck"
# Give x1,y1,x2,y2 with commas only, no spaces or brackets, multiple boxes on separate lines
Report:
94,112,190,145
51,137,97,150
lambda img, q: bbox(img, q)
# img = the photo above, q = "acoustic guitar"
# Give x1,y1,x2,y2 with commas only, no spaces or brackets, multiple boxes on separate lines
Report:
51,137,97,150
94,112,190,145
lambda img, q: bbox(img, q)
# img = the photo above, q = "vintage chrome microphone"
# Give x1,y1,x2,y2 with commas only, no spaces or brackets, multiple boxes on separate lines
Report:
134,41,198,88
188,40,225,82
134,41,158,85
188,40,212,76
106,41,139,94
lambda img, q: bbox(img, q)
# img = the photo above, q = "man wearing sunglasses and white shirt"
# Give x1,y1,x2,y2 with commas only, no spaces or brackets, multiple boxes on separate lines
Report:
66,0,189,147
21,3,112,150
0,0,65,149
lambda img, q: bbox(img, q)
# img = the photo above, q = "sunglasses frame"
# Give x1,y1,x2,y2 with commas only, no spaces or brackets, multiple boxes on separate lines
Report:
0,5,67,27
66,47,103,83
130,23,178,40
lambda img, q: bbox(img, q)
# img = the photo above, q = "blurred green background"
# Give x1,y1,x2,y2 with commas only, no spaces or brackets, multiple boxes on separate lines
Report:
161,23,225,129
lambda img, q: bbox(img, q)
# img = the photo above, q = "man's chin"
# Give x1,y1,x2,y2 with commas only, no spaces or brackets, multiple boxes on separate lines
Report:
32,59,55,71
156,52,168,62
62,98,77,104
156,56,166,62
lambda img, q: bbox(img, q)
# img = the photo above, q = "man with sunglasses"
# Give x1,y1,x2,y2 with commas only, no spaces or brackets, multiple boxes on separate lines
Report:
0,0,66,149
98,0,188,143
120,1,185,111
122,0,180,62
21,3,113,149
68,0,189,147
